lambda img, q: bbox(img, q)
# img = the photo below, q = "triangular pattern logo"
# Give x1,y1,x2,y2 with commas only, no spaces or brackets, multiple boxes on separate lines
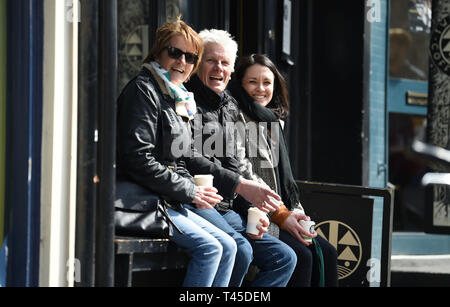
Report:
315,220,362,280
125,25,149,70
430,16,450,75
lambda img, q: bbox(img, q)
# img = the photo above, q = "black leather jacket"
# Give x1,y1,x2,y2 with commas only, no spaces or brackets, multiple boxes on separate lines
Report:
116,68,241,207
116,67,196,205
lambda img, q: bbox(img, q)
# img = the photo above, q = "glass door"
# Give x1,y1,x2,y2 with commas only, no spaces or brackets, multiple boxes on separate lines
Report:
388,0,430,233
388,0,450,253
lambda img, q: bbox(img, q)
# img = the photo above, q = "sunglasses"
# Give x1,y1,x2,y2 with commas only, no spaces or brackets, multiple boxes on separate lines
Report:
166,46,199,65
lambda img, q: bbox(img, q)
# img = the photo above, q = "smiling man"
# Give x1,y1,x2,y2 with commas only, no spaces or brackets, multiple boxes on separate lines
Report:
184,29,297,287
196,39,234,95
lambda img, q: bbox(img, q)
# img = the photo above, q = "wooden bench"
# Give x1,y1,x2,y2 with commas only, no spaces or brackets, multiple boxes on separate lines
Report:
114,236,189,287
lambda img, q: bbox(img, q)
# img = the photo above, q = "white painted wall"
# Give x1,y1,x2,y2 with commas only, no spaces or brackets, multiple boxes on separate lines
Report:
40,0,78,287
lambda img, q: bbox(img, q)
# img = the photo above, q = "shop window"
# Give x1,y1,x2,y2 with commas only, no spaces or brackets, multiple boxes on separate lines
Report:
389,113,428,231
388,0,431,232
389,0,431,81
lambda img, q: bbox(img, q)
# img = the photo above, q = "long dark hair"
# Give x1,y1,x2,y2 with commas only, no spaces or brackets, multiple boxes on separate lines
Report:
234,54,289,120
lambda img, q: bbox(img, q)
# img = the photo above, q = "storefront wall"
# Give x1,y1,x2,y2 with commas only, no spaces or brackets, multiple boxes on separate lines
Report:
39,0,79,287
366,0,390,286
3,0,79,287
2,0,449,287
5,0,43,287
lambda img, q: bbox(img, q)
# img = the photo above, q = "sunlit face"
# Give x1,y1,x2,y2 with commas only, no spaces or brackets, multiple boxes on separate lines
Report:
241,64,275,107
155,34,196,86
196,42,233,94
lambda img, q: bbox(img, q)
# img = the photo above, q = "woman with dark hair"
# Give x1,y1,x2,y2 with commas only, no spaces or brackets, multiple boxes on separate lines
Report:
115,18,237,287
233,54,290,120
229,54,338,287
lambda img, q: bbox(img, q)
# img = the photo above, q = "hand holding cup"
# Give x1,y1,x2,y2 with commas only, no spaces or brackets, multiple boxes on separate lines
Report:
192,174,222,210
246,207,270,239
194,174,214,187
284,209,317,245
299,220,316,243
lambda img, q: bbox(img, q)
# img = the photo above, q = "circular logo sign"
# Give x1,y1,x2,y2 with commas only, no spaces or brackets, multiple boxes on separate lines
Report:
315,220,362,280
430,15,450,76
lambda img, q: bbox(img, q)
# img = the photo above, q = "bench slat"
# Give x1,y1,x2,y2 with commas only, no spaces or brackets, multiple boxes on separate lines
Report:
114,236,188,286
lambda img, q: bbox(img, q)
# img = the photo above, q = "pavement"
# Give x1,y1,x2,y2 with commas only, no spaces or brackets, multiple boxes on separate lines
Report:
390,254,450,286
391,254,450,274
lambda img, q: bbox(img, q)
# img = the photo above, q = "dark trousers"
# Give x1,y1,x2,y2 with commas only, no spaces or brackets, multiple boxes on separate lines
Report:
279,231,339,287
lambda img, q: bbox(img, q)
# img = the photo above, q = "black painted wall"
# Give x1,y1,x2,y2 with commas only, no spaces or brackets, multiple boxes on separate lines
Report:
308,0,365,185
236,0,365,186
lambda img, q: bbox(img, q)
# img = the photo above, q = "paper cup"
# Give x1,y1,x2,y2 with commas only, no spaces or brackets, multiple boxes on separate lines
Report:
246,208,269,235
292,208,305,215
194,174,214,187
299,220,315,242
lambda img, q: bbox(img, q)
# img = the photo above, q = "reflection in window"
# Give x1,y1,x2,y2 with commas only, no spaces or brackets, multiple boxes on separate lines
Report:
389,28,427,80
389,0,431,81
389,114,428,231
408,0,431,33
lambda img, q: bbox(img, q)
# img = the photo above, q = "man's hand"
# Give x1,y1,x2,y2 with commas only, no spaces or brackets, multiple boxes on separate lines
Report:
235,178,282,213
192,186,223,210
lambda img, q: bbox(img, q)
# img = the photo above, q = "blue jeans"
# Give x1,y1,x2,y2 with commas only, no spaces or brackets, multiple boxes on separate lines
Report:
186,205,297,287
168,207,237,287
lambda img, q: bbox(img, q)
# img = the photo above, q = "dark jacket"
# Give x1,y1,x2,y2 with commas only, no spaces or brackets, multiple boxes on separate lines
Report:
116,67,197,206
184,75,244,211
117,68,241,209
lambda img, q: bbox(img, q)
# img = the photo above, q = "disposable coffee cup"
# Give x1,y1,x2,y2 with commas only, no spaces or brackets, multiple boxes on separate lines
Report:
194,174,214,187
299,220,315,243
292,208,305,215
246,207,269,235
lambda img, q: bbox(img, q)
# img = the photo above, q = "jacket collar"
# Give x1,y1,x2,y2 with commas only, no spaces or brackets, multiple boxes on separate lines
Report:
185,74,225,110
141,66,171,101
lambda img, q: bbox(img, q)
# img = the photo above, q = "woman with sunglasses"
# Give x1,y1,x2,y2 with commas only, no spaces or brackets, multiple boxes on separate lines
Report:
115,18,237,287
228,54,339,287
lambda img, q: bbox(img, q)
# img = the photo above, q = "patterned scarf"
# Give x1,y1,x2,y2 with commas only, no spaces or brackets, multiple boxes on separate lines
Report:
143,62,197,120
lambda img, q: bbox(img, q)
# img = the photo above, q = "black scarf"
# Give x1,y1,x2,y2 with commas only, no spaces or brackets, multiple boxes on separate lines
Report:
228,80,301,210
